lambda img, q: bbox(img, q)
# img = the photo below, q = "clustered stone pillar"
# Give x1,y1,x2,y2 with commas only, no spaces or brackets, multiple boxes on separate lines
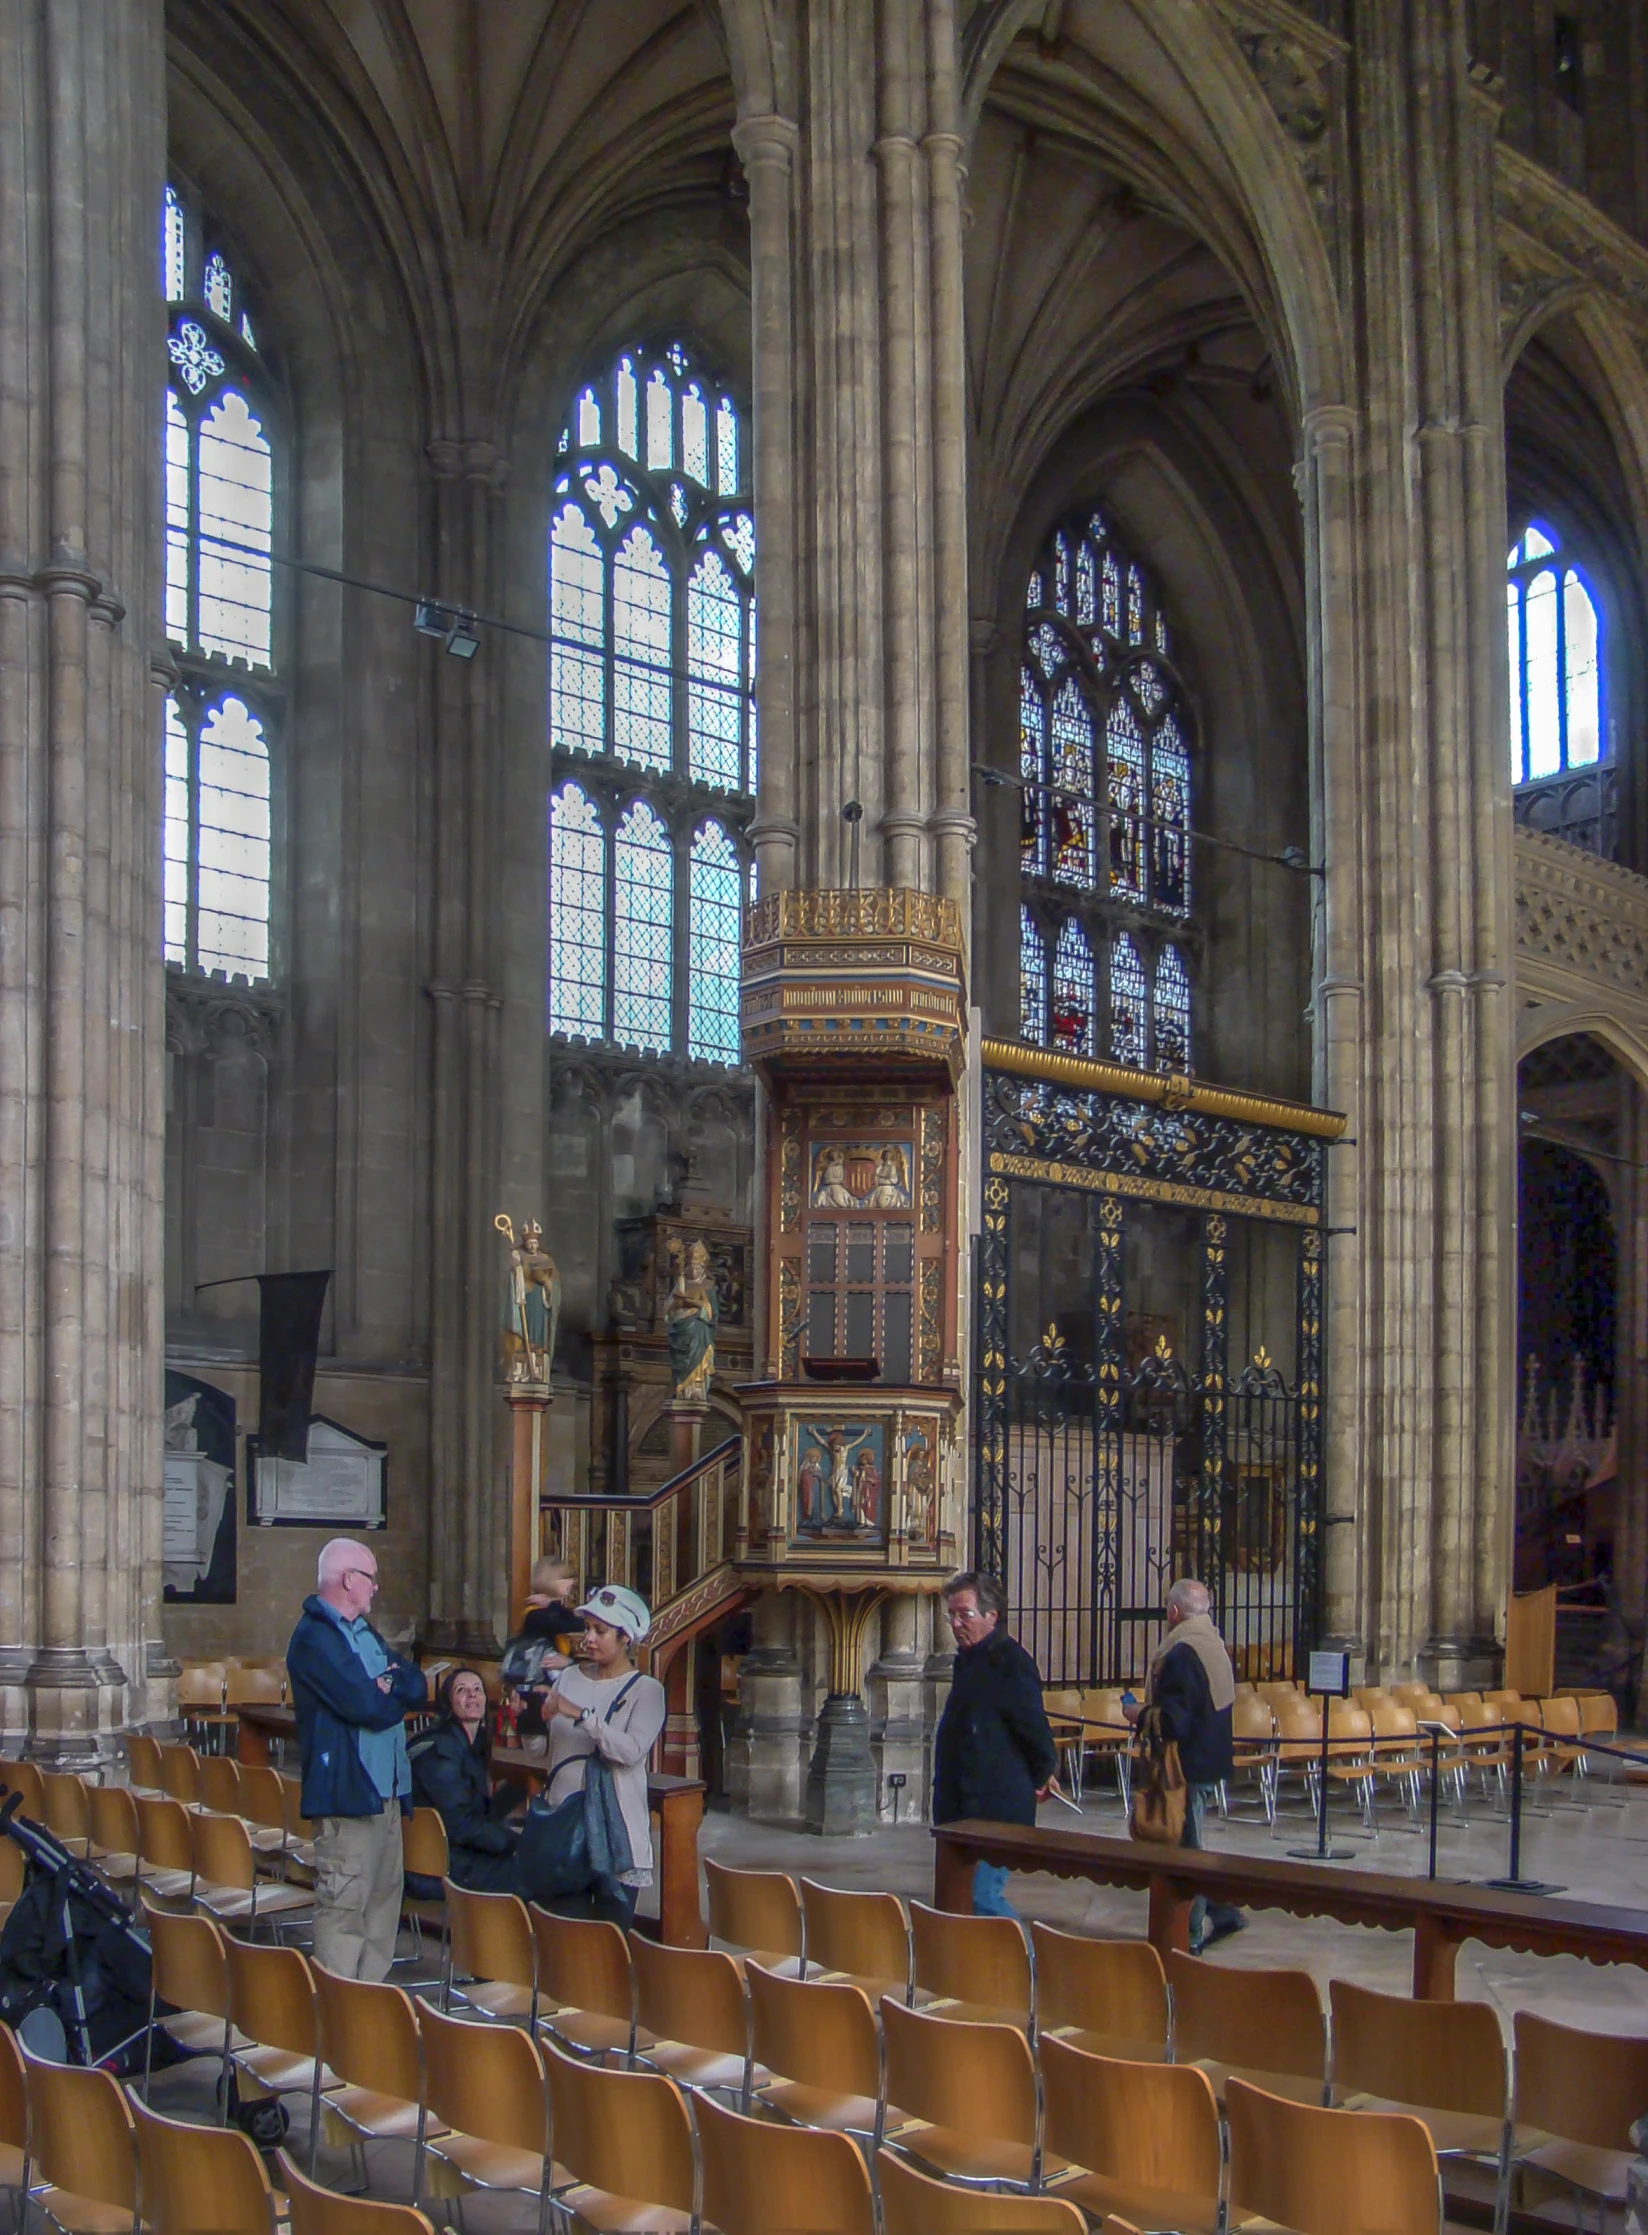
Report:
425,439,508,1657
0,0,170,1755
1311,4,1514,1684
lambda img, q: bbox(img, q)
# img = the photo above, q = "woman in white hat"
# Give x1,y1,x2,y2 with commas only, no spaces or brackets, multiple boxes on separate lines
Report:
540,1583,666,1928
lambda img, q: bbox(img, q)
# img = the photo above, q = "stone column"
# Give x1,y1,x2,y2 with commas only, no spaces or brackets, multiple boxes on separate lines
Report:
0,0,168,1755
724,1587,809,1821
1314,5,1513,1682
1616,1074,1648,1719
732,0,975,898
424,440,507,1656
865,1591,930,1821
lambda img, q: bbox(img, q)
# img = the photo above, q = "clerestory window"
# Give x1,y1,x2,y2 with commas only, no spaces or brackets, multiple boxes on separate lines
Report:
1507,520,1602,787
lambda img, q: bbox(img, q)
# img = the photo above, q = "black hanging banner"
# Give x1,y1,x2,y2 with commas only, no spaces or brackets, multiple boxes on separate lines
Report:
257,1272,331,1462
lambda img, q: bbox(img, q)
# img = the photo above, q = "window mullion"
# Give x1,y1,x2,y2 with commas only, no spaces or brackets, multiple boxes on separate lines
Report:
187,700,202,974
603,808,617,1043
672,823,690,1058
1555,571,1569,773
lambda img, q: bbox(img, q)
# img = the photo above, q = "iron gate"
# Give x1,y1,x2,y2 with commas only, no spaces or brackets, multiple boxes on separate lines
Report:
973,1052,1334,1686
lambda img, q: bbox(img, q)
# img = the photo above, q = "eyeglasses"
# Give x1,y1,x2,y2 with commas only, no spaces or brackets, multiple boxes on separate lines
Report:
345,1569,380,1591
946,1604,988,1627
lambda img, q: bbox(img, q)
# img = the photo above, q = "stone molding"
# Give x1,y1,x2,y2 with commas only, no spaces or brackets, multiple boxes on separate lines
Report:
164,969,282,1059
1496,143,1648,347
1515,828,1648,1010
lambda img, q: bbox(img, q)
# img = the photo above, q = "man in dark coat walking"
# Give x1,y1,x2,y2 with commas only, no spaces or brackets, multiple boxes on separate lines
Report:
1126,1576,1246,1952
932,1569,1058,1915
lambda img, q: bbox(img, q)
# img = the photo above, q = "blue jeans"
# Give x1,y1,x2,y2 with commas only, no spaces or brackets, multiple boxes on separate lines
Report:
971,1860,1016,1917
1183,1782,1242,1950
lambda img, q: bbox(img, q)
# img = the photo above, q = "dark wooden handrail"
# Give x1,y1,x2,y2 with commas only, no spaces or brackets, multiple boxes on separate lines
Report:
540,1434,741,1514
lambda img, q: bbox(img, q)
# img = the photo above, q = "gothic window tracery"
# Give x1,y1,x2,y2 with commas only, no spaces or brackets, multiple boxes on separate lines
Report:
1017,508,1195,1072
1507,520,1602,786
162,182,274,981
547,340,754,1062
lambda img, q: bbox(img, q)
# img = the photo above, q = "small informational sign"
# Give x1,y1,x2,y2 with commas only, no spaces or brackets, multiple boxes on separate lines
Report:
1307,1648,1351,1698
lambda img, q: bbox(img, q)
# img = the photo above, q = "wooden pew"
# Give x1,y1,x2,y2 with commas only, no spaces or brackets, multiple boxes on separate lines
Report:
932,1818,1648,1999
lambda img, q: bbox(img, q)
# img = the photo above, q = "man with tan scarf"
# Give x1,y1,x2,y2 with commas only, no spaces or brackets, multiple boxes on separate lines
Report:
1126,1577,1246,1952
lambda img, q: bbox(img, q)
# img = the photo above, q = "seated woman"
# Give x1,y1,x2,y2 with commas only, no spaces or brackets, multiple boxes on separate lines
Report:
408,1667,521,1892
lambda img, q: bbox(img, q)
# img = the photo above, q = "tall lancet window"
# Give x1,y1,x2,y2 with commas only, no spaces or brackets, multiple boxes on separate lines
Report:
1017,508,1196,1071
546,341,756,1062
162,181,275,979
1507,520,1602,785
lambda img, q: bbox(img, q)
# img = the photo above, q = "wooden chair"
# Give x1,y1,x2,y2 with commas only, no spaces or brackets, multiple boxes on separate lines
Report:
1368,1705,1426,1819
1536,1694,1588,1777
417,2002,561,2233
628,1933,749,2096
1078,1690,1134,1803
157,1744,203,1806
527,1904,636,2062
278,1777,316,1885
85,1782,144,1898
1225,2076,1442,2235
703,1856,804,1976
39,1770,93,1858
0,2021,26,2203
190,1810,312,1940
311,1964,446,2202
225,1940,338,2175
1511,2009,1648,2219
1329,1978,1516,2205
1029,1925,1168,2061
747,1962,889,2141
695,2089,874,2235
1039,2035,1222,2235
799,1877,911,2002
130,2095,281,2235
879,1994,1049,2191
1322,1702,1377,1825
140,1897,232,2106
540,2032,696,2234
175,1664,231,1755
0,1761,44,1820
237,1763,294,1870
226,1665,287,1721
1043,1688,1088,1794
125,1734,165,1797
442,1879,535,2020
399,1809,447,1953
878,2149,1087,2234
21,2045,139,2235
1165,1950,1326,2105
277,2152,434,2235
910,1900,1032,2030
1228,1695,1278,1822
196,1754,245,1818
130,1795,195,1906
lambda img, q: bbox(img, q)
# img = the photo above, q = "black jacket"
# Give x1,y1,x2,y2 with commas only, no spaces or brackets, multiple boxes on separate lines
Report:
1152,1640,1235,1786
932,1627,1058,1827
407,1718,518,1886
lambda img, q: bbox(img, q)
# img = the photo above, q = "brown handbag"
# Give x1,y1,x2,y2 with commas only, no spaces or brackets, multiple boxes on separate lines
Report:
1129,1706,1188,1845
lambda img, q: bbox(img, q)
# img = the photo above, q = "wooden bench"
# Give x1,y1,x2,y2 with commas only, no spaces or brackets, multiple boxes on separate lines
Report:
237,1705,708,1952
932,1819,1648,1999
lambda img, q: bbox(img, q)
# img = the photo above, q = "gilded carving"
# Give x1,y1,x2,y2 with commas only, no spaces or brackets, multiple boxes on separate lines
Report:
918,1258,943,1382
919,1105,944,1233
779,1122,803,1231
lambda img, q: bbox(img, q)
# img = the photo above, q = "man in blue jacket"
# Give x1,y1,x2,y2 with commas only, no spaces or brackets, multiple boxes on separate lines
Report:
932,1569,1058,1916
286,1538,427,1979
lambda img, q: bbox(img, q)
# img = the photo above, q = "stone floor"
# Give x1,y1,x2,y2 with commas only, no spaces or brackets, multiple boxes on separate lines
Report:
132,1760,1648,2227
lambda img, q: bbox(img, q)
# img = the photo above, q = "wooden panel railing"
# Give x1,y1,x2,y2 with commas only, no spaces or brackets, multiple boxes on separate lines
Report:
543,1435,743,1615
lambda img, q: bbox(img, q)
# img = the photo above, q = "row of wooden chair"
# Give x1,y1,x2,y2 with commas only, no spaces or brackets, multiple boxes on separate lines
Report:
144,1896,1455,2235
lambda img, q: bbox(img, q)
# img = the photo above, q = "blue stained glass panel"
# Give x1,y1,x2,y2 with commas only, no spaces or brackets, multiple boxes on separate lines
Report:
689,821,743,1063
1155,943,1191,1072
549,784,606,1037
1051,678,1094,889
688,551,743,789
1020,908,1046,1044
1110,933,1147,1068
613,800,673,1051
1052,918,1094,1054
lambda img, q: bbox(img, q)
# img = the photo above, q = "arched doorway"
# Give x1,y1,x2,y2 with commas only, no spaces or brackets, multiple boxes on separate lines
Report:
1515,1031,1637,1707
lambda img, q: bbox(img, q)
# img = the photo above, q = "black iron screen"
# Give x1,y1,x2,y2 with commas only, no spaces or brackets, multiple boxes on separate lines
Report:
974,1058,1330,1686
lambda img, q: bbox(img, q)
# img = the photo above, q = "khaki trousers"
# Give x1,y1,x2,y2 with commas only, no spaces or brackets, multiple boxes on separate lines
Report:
312,1801,404,1981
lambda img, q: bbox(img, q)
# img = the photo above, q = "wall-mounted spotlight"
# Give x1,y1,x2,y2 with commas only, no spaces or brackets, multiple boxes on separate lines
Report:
413,600,481,658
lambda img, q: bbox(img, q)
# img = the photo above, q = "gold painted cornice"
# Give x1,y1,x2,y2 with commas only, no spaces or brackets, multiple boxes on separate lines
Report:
745,886,963,951
980,1036,1347,1141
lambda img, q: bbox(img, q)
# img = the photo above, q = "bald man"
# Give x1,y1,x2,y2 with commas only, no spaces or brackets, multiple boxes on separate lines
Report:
287,1537,427,1978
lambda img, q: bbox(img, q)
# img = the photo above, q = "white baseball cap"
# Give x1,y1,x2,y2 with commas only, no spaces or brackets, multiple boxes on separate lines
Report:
574,1584,652,1643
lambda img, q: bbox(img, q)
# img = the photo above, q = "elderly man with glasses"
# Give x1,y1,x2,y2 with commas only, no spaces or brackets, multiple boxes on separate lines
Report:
287,1536,427,1978
931,1569,1058,1916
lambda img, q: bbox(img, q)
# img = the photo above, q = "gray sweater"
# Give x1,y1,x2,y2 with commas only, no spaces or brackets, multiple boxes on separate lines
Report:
542,1663,667,1886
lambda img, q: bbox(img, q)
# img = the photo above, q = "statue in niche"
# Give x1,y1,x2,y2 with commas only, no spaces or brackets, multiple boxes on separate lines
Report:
904,1425,936,1545
853,1442,882,1529
665,1238,717,1401
867,1147,910,1207
496,1214,560,1383
813,1149,857,1207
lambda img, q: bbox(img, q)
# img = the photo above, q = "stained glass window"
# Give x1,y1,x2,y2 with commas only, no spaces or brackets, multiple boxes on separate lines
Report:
162,183,276,982
613,802,673,1052
1508,520,1603,785
547,339,755,1065
1051,918,1095,1054
689,821,743,1062
1019,505,1194,1071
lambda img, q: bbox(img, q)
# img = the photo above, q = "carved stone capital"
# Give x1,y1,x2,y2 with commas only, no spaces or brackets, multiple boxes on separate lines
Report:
426,438,509,490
